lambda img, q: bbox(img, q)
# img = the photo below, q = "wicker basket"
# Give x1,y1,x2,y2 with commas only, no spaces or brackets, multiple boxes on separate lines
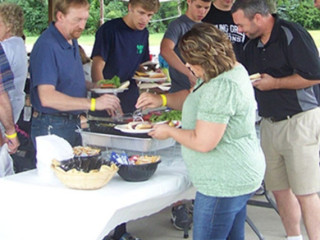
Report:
51,162,118,190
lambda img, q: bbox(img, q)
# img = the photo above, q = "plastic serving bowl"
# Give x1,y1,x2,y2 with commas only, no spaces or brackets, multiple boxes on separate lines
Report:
59,154,102,173
117,161,161,182
51,160,118,190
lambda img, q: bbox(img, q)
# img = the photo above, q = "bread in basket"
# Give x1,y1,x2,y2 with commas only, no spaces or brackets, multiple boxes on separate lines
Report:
51,159,118,190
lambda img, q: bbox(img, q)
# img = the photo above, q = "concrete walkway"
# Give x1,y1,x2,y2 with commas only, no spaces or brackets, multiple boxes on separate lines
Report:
122,194,308,240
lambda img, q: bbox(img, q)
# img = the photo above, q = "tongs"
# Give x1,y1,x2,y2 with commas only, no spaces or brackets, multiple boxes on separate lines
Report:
132,108,144,122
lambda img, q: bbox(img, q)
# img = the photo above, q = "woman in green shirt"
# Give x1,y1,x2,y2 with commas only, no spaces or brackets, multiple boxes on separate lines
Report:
136,23,265,239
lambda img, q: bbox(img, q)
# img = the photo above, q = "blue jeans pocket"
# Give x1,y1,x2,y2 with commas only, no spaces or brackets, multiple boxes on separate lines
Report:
31,115,81,148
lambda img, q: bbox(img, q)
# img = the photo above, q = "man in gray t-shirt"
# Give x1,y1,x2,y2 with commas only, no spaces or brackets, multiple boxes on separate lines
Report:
159,0,212,232
161,0,212,93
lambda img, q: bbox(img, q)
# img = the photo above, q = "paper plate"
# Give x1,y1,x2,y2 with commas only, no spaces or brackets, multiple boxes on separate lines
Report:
91,88,128,94
114,124,153,134
133,76,167,82
154,120,181,128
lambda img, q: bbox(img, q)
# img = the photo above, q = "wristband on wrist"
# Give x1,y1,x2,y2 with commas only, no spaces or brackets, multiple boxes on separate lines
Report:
5,132,17,140
90,98,96,111
160,94,167,107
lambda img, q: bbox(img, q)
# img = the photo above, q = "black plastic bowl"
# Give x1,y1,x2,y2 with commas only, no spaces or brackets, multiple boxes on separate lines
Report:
59,153,103,173
75,154,102,172
117,161,161,182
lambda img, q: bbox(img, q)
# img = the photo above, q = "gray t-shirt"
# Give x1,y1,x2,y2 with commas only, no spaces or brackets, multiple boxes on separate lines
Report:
163,15,197,93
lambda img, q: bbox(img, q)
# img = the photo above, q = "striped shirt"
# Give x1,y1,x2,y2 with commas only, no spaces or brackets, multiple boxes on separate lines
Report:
0,43,14,94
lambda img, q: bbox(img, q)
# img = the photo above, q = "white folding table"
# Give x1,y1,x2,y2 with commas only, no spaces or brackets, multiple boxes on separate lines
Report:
0,145,195,240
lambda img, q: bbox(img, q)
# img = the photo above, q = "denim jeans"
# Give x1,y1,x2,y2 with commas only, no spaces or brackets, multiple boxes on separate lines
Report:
193,191,253,240
31,114,82,150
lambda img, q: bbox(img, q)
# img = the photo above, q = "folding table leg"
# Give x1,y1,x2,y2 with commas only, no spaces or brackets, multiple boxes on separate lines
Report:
246,216,265,240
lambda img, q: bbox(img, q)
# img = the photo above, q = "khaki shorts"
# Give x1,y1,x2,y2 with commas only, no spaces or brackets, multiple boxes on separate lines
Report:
260,107,320,195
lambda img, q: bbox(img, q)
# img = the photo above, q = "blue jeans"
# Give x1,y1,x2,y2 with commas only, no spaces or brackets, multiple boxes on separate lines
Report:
31,114,82,150
193,191,253,240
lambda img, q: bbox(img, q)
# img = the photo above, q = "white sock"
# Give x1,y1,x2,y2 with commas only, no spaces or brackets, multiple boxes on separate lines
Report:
286,235,303,240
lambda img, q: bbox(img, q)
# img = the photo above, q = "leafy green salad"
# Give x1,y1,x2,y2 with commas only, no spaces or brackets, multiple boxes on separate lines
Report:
149,110,182,122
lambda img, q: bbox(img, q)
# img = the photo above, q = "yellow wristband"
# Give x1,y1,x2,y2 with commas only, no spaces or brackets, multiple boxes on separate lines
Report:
160,94,167,107
5,132,17,139
90,98,96,111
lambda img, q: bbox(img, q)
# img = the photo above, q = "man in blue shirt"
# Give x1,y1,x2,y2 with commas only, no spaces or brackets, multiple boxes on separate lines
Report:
91,0,160,114
29,0,120,148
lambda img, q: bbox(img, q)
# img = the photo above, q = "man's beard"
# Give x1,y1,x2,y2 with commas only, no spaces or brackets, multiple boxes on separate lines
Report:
71,29,83,39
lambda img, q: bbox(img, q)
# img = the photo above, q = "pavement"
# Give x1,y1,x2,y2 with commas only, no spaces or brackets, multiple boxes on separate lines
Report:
120,194,308,240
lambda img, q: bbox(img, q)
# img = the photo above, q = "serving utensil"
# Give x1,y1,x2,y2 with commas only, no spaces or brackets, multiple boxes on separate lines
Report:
132,108,143,122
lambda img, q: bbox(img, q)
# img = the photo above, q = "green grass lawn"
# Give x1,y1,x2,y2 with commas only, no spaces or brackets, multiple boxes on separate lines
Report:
308,30,320,47
26,30,320,48
25,32,165,47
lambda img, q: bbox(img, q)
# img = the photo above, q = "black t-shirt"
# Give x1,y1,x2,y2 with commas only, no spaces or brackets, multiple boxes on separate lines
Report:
240,15,320,118
202,3,246,60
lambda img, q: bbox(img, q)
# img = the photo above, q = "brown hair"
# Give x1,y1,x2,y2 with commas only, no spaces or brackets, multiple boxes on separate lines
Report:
0,3,24,37
129,0,160,13
179,23,236,82
54,0,89,20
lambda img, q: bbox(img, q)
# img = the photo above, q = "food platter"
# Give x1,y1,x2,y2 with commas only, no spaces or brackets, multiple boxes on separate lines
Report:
91,88,128,94
79,130,176,152
114,124,153,134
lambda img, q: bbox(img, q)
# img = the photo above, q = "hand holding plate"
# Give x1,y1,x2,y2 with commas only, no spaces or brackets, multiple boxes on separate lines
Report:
148,123,172,140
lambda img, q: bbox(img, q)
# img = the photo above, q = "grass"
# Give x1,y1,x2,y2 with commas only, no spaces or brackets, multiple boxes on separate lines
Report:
25,32,165,47
308,30,320,47
25,30,320,48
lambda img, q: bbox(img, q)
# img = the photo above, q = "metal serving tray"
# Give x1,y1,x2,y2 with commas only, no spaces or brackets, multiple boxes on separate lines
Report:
80,130,176,152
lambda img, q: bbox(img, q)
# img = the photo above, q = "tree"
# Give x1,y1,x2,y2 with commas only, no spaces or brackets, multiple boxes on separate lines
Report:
4,0,320,37
0,0,48,35
277,0,320,29
19,0,48,35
